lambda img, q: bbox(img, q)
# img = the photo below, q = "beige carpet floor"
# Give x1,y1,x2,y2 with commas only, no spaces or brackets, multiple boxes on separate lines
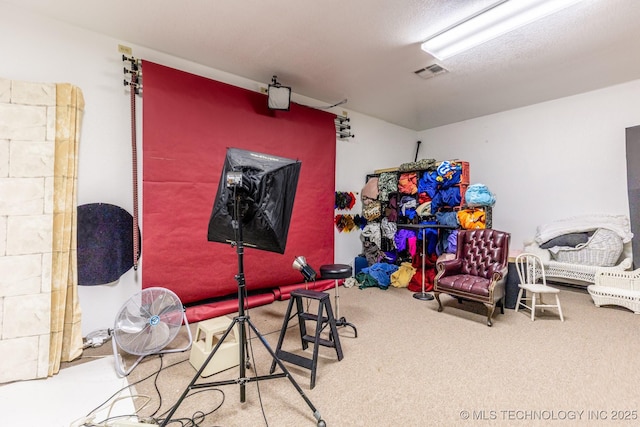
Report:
76,283,640,427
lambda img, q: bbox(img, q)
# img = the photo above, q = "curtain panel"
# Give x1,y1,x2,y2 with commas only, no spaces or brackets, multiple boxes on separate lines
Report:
49,83,84,375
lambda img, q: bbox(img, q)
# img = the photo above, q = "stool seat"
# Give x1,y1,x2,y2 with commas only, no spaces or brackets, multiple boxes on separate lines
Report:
319,263,357,337
291,288,328,300
320,263,352,279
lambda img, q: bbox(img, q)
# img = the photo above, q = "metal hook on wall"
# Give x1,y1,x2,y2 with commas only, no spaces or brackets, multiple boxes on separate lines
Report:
122,55,142,95
335,115,354,140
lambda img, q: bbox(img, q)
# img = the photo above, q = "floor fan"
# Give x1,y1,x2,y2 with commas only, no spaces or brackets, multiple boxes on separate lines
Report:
112,287,192,376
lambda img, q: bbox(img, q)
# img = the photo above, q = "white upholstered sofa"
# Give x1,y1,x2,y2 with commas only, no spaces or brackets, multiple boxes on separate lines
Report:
523,214,633,287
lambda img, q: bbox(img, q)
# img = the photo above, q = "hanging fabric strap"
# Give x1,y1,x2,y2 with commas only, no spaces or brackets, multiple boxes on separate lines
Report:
129,66,141,270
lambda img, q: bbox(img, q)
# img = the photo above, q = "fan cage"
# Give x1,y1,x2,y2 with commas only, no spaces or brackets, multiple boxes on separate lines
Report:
112,287,192,376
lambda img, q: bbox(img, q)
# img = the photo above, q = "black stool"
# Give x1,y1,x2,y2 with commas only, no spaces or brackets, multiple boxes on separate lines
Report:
319,263,357,337
271,289,343,389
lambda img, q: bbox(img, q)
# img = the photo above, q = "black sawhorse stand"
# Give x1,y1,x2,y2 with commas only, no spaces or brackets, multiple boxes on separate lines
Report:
270,289,343,389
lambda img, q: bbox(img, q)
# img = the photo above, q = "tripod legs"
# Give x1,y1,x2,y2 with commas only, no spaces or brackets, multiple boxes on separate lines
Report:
160,314,326,427
246,316,326,426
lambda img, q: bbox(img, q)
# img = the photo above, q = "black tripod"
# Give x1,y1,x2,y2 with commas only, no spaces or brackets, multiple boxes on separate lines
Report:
160,194,326,427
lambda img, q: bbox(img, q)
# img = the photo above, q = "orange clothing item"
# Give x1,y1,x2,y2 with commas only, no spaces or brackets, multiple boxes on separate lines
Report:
398,172,418,194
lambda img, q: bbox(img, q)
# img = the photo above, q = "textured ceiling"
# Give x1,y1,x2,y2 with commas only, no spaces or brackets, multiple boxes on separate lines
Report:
5,0,640,130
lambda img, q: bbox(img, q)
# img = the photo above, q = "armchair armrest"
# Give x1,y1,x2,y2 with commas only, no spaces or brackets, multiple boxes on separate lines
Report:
490,266,508,297
436,259,462,275
492,267,507,283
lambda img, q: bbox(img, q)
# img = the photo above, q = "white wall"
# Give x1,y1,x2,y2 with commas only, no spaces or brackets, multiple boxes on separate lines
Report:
334,111,417,265
418,80,640,251
0,3,417,335
1,4,142,336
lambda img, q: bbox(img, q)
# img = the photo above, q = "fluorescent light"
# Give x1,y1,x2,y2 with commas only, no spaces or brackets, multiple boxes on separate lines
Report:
421,0,585,60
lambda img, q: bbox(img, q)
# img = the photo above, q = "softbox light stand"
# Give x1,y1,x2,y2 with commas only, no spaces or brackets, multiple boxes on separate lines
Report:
161,149,325,427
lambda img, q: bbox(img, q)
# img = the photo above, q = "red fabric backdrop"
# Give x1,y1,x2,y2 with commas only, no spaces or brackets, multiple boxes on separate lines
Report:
141,61,336,320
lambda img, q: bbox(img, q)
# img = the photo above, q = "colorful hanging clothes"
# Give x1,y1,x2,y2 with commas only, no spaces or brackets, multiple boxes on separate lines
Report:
447,229,458,253
390,262,416,288
464,183,496,206
416,201,431,217
457,208,486,229
394,228,416,252
380,218,397,248
398,158,436,171
385,194,398,222
399,195,417,219
436,161,462,186
418,192,431,204
355,272,380,289
418,221,440,255
361,177,379,205
407,252,438,292
362,240,385,266
362,200,382,221
398,172,418,194
361,223,382,248
418,164,463,211
434,211,459,254
431,186,461,212
334,214,357,232
418,171,438,198
378,172,398,201
353,214,367,229
335,191,356,210
360,262,398,289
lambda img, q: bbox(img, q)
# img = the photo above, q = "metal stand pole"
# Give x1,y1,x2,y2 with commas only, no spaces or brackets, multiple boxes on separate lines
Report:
333,279,358,336
413,226,434,301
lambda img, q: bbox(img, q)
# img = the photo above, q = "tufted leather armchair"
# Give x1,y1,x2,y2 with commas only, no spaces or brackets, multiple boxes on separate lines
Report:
434,229,510,326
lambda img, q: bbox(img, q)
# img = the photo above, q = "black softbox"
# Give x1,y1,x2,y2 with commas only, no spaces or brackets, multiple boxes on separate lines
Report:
207,148,301,254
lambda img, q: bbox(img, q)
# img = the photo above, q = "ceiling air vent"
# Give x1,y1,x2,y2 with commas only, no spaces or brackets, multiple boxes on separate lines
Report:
414,64,448,79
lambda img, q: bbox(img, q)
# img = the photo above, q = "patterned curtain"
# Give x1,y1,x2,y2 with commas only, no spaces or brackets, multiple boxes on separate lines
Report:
48,84,84,375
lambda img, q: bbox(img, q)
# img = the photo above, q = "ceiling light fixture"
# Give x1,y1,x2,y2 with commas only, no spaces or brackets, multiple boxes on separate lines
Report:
420,0,586,60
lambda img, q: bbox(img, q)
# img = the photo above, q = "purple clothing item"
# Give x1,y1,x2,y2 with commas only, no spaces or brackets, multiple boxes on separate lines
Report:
447,230,458,253
394,228,416,251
